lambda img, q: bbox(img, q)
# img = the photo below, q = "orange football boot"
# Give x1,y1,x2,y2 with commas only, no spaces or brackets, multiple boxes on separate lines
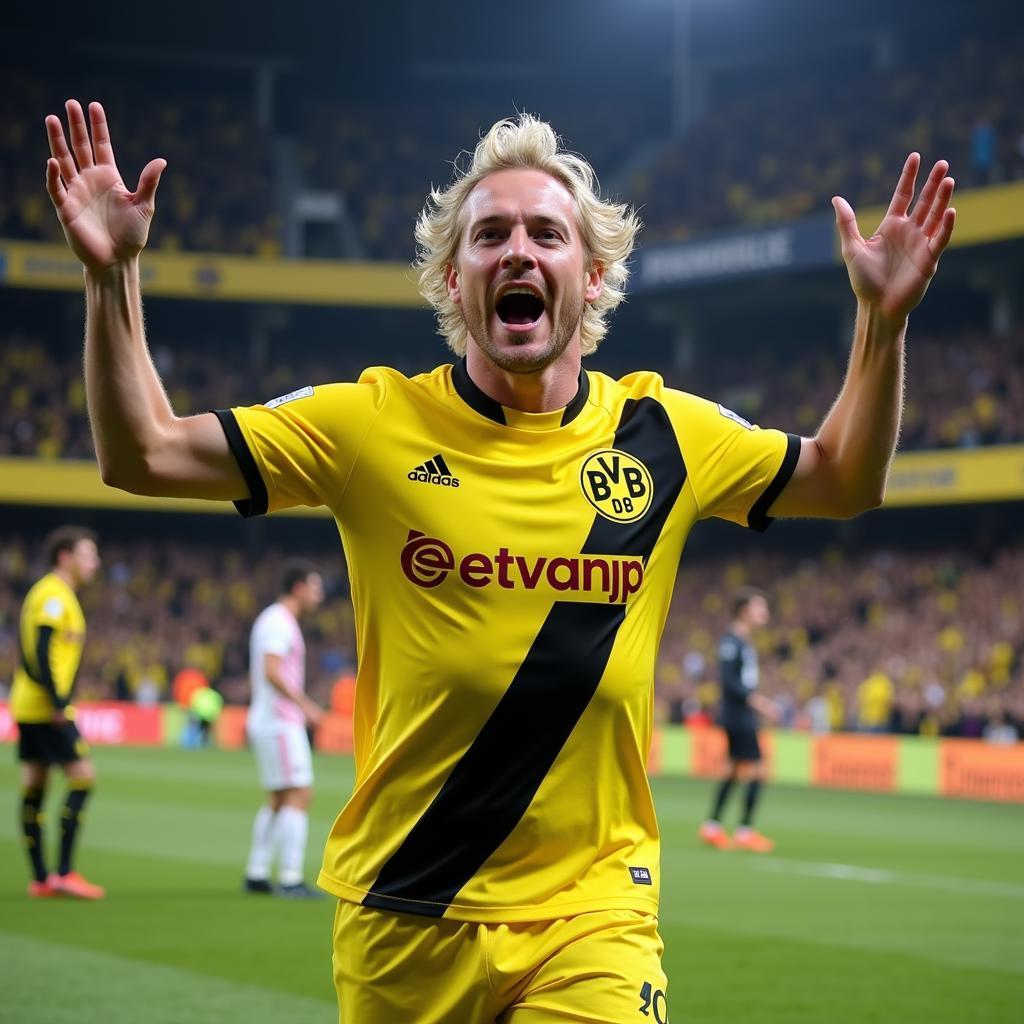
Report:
697,821,733,850
48,871,106,900
28,879,59,898
732,828,775,853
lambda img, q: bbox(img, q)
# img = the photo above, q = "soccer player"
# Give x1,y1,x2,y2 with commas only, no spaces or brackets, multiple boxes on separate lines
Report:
44,99,955,1021
12,526,105,899
244,559,325,899
698,588,780,853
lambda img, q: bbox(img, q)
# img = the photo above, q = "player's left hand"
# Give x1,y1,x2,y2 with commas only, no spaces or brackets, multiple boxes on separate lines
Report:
303,700,325,729
832,154,956,325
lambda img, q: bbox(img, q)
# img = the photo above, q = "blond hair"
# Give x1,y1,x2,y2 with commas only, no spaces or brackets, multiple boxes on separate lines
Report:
415,114,642,357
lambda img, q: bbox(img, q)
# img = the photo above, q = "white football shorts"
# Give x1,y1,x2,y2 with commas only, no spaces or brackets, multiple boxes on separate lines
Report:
247,721,314,791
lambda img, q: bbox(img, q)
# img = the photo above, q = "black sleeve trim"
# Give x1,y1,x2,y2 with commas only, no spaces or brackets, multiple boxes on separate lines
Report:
748,432,801,533
32,626,67,710
213,409,269,518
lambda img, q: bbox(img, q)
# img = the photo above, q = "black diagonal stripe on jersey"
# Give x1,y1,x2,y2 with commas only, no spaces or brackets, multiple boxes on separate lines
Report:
363,397,686,917
433,453,452,477
424,458,440,476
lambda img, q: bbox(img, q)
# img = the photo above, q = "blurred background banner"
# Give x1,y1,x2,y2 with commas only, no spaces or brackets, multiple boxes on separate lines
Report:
636,214,836,291
0,239,424,306
883,445,1024,505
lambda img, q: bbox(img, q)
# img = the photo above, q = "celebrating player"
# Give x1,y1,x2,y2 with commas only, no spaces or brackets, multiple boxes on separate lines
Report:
12,526,105,900
244,559,325,899
44,99,955,1020
699,588,781,853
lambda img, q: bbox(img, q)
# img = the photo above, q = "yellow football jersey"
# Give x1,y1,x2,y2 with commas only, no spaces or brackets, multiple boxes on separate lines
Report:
11,573,87,723
218,361,798,922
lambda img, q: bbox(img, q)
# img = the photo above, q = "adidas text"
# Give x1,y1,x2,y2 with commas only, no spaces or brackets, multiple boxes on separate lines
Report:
408,454,460,487
408,470,460,488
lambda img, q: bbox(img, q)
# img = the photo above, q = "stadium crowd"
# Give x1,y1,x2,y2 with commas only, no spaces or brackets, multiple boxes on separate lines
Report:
633,36,1024,244
1,70,278,256
3,35,1022,257
658,544,1024,742
0,536,355,712
291,99,664,261
2,325,1021,460
0,532,1020,742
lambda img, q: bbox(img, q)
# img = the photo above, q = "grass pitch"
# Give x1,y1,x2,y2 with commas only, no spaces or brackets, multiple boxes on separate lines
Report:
1,745,1020,1023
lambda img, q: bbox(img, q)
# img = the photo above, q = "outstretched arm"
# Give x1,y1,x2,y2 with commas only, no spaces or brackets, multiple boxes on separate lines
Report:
770,154,956,519
45,100,246,499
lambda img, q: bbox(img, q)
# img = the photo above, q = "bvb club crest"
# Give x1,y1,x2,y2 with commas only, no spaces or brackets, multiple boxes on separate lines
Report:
579,449,653,523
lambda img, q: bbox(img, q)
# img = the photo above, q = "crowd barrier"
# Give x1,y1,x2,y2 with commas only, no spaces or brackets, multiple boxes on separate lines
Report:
2,702,1022,803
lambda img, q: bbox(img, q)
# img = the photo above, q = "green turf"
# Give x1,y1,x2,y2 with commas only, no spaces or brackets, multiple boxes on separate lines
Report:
1,746,1021,1023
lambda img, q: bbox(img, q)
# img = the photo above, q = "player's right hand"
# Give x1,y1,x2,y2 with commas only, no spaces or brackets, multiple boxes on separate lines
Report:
304,701,326,729
44,100,166,274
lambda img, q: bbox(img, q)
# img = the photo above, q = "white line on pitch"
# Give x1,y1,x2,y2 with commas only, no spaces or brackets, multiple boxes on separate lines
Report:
753,858,1024,899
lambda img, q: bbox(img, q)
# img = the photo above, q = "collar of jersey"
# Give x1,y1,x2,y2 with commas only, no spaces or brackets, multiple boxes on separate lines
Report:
451,358,590,431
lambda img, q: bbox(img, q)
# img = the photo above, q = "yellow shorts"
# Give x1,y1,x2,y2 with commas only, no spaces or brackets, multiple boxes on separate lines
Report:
332,900,669,1023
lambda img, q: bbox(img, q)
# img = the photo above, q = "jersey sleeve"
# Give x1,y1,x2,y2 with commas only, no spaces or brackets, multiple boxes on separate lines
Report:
665,390,801,531
38,594,67,630
214,373,387,517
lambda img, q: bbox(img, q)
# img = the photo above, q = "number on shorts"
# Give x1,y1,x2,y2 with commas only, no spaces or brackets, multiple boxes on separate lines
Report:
638,981,668,1022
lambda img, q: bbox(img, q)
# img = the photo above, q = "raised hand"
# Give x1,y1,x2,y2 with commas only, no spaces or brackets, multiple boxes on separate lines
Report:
44,100,166,273
832,154,956,324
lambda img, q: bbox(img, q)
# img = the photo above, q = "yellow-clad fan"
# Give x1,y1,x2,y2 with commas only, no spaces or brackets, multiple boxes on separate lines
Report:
12,526,105,900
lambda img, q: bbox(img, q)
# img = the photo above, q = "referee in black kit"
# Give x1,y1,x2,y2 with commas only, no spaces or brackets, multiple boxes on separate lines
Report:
698,588,781,853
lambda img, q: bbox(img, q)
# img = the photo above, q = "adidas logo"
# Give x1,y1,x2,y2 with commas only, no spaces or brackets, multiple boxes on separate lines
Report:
408,454,461,488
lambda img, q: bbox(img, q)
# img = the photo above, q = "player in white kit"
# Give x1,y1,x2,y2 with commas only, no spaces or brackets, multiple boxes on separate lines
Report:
244,560,325,898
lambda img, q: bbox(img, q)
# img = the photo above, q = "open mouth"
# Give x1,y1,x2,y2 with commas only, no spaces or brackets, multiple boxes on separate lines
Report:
496,289,546,328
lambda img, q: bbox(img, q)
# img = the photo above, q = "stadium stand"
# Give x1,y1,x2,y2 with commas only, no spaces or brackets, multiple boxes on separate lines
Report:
3,34,1023,257
1,68,278,255
0,534,355,712
658,542,1024,740
2,325,1021,459
0,8,1020,747
632,35,1024,243
1,9,1021,1024
291,100,665,260
0,527,1020,741
666,326,1024,451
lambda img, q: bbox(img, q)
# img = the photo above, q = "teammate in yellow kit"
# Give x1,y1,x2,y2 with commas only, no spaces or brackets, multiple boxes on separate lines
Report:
45,97,955,1021
12,526,106,900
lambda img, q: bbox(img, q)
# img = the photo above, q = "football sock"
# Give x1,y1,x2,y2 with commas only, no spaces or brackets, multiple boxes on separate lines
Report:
58,781,93,875
277,806,309,886
246,805,278,880
21,787,48,883
710,777,735,823
741,779,762,828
